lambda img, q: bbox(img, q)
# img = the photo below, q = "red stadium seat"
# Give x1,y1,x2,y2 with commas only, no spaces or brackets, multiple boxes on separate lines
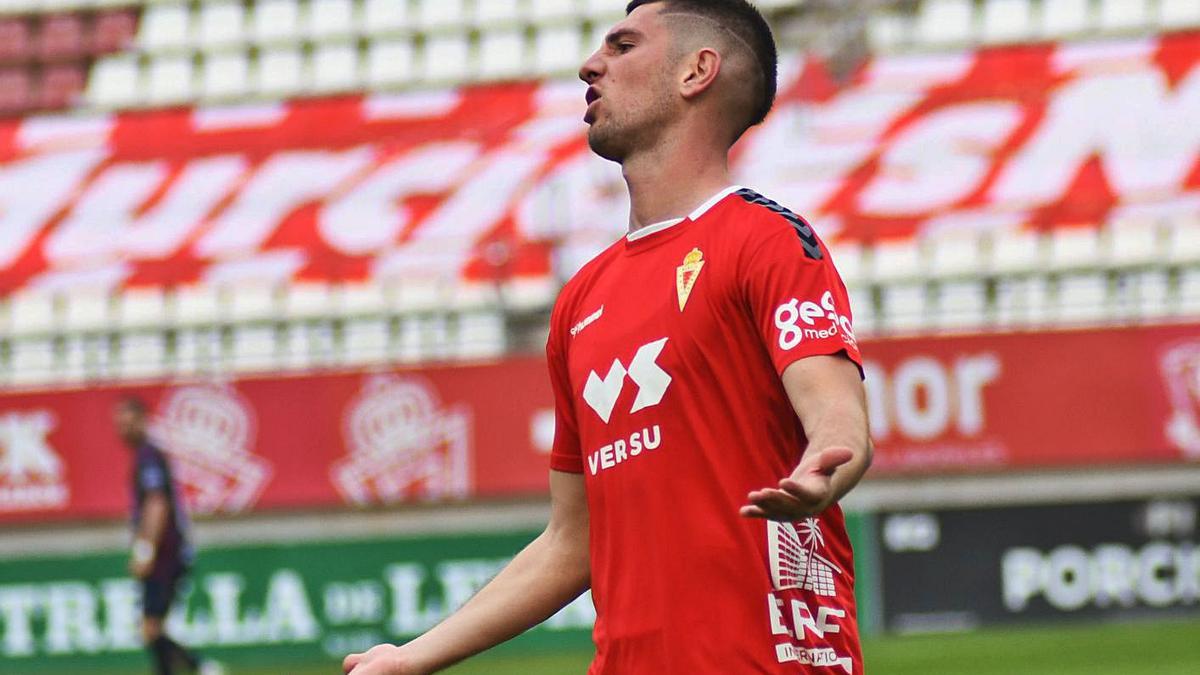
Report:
40,62,86,110
0,67,33,115
92,9,138,55
37,13,86,62
0,18,33,65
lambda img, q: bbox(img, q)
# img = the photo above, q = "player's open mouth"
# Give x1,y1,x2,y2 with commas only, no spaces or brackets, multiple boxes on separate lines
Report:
584,87,601,123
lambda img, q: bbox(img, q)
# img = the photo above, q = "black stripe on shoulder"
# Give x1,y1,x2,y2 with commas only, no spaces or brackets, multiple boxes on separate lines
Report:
735,188,823,261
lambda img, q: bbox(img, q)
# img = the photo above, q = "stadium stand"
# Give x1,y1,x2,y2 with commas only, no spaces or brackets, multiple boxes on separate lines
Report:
0,0,1197,387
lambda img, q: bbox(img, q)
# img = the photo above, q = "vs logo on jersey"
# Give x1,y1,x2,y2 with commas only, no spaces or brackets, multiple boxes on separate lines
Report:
676,248,705,311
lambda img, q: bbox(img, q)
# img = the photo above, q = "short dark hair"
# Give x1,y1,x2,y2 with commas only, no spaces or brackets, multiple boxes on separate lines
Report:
626,0,778,132
118,396,148,417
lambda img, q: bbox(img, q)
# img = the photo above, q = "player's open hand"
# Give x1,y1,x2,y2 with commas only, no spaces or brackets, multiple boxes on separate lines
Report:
343,644,426,675
740,447,854,521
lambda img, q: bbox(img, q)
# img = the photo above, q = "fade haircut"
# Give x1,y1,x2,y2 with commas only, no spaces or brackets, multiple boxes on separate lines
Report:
626,0,778,135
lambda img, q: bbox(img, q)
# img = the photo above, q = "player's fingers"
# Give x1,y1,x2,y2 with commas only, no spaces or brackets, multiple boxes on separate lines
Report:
343,652,363,673
747,489,807,520
778,474,830,502
740,504,768,518
812,447,854,474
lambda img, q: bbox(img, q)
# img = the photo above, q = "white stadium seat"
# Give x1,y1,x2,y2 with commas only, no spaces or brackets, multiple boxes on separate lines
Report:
457,311,506,359
1115,270,1170,321
362,0,410,34
119,333,168,380
8,291,57,337
366,40,416,87
201,50,251,100
1056,272,1109,323
311,42,361,92
232,325,279,372
933,280,988,330
880,283,928,333
1048,227,1102,271
478,29,526,80
339,282,389,316
870,239,923,283
62,290,111,332
981,0,1033,43
828,241,865,287
284,283,334,320
1161,0,1200,29
9,338,57,387
989,229,1044,275
531,0,578,22
585,0,628,19
535,26,585,75
417,0,465,30
475,0,521,26
422,33,471,83
396,316,426,362
253,0,301,44
60,335,90,384
915,0,974,46
1040,0,1091,37
1105,219,1161,268
1098,0,1148,32
172,285,222,326
88,55,141,108
993,273,1051,326
117,288,168,329
197,1,247,49
342,318,391,365
307,0,356,39
228,284,278,322
257,47,305,95
1166,219,1200,264
845,285,876,335
174,327,224,375
139,3,191,52
1177,268,1200,314
146,55,195,105
927,230,985,279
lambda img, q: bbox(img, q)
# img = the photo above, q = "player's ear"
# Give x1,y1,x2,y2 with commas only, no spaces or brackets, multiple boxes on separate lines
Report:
679,47,722,100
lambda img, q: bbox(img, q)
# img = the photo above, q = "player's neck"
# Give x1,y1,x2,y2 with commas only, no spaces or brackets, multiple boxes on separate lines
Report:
622,139,732,232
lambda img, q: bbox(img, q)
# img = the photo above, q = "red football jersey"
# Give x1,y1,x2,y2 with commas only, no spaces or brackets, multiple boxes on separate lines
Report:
548,186,865,674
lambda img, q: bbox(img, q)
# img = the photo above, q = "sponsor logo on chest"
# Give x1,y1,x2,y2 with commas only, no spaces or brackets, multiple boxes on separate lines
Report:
579,338,673,475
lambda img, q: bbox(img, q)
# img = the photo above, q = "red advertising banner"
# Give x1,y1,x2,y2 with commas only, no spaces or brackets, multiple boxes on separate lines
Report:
0,359,557,524
1,32,1199,294
1,323,1198,523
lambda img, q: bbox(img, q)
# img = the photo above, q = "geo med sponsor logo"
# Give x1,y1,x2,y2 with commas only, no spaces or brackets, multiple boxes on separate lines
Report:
773,291,855,351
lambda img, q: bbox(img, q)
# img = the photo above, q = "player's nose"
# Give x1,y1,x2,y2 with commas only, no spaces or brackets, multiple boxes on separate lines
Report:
579,50,604,85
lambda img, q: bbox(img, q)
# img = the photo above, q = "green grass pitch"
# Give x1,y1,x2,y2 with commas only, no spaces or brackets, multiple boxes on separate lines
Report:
46,617,1200,674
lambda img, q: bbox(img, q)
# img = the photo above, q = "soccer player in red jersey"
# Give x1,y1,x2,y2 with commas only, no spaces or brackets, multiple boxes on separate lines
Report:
344,1,872,673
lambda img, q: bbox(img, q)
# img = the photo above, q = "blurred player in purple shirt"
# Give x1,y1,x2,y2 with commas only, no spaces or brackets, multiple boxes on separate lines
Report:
116,396,221,675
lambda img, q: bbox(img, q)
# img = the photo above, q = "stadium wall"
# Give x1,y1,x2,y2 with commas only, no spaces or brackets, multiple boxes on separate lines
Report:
2,322,1198,524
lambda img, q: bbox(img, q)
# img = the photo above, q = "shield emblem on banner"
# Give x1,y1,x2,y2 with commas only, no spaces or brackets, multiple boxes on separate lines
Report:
332,375,471,505
150,384,272,515
1160,342,1200,460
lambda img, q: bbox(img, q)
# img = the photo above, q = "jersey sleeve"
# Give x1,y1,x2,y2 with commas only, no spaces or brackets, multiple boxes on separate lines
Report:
739,216,862,376
546,304,584,474
138,454,167,493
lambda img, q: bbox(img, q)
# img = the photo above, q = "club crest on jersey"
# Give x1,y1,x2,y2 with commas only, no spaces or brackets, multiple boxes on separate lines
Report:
676,248,706,311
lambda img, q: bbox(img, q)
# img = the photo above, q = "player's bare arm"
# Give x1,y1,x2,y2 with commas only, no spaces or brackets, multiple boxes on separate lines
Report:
741,354,872,521
343,470,590,675
130,490,169,579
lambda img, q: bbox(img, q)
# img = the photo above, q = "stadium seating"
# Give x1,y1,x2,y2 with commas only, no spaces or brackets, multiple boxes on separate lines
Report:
1,0,1199,385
